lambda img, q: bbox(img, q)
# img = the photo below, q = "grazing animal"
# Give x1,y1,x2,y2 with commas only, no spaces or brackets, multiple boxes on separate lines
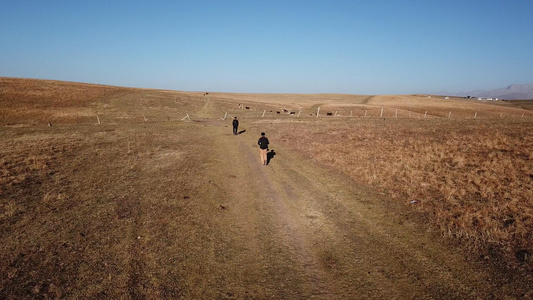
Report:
276,111,281,114
289,112,295,115
326,112,333,116
245,107,250,109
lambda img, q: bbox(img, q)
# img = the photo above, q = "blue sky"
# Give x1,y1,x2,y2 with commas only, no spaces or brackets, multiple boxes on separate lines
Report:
1,0,532,94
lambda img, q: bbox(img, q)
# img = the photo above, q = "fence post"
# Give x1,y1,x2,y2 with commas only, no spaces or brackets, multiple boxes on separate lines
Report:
317,107,320,118
448,111,451,119
262,110,266,118
474,112,478,119
380,107,384,118
97,115,101,125
424,111,427,118
297,110,301,118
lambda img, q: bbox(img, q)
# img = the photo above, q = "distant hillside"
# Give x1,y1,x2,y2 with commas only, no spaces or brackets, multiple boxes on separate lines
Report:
0,77,136,125
456,83,533,100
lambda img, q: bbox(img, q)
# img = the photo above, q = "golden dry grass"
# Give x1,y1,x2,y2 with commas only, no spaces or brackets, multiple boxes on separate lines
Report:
0,78,135,125
0,78,227,125
265,117,533,267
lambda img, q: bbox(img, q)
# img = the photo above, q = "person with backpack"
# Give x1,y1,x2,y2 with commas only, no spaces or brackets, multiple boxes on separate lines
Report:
258,132,270,165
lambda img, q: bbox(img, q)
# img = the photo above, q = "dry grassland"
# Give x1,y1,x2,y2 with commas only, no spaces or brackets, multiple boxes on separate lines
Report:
507,100,533,111
0,78,137,125
1,122,220,298
265,116,533,269
2,78,533,297
222,93,533,269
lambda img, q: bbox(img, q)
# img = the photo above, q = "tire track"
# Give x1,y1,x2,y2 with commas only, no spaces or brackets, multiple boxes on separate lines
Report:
216,122,500,299
192,119,515,299
234,137,338,298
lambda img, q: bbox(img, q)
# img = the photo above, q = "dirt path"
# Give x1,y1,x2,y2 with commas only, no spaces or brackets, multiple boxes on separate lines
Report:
178,120,513,299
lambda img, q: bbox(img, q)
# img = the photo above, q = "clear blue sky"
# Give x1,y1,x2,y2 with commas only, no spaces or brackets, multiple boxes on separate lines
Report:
1,0,532,94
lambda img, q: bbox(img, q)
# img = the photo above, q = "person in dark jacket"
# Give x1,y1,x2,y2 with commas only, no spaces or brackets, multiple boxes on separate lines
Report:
258,132,270,165
232,117,239,135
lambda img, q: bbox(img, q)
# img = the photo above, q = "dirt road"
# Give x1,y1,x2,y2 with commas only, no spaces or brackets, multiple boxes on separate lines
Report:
171,119,516,299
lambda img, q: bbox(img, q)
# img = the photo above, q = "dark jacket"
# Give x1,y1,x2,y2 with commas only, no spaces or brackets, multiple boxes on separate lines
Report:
258,136,269,149
233,119,239,127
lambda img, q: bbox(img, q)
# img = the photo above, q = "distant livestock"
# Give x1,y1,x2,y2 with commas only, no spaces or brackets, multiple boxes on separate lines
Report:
289,112,295,115
245,107,250,109
326,112,333,116
276,111,281,114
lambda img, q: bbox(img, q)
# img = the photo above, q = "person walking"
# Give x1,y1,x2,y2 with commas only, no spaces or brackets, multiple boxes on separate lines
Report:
258,132,270,165
232,117,239,135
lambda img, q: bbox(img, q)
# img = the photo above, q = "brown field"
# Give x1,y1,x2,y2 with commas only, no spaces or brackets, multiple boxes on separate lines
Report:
266,118,533,260
1,77,533,298
506,100,533,111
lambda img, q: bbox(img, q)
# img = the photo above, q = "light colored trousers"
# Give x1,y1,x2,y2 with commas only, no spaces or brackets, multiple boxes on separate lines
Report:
260,149,268,164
